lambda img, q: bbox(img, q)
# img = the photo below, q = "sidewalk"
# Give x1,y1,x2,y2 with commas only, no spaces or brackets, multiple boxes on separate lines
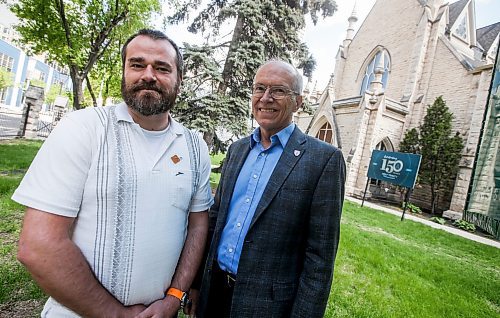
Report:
346,196,500,249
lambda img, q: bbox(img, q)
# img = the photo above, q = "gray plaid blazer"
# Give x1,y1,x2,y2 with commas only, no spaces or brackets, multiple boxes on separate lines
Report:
197,127,346,318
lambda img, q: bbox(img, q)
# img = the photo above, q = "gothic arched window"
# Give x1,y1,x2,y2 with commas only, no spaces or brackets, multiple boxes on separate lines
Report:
315,122,333,144
454,13,468,40
360,50,391,95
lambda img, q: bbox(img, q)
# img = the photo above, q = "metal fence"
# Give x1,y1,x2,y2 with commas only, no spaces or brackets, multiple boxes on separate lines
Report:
0,106,65,139
36,109,65,138
0,107,23,139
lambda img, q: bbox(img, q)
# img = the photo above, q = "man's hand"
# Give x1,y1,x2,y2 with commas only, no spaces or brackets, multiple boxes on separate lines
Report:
184,289,198,316
133,296,180,318
124,304,148,317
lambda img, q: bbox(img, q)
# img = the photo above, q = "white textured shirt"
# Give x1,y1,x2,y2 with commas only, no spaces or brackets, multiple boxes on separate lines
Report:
13,103,213,317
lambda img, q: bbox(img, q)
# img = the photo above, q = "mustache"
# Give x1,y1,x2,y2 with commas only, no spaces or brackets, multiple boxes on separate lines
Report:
132,82,162,93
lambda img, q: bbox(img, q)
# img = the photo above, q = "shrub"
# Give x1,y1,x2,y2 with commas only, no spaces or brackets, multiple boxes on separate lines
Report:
402,202,422,214
430,216,446,225
453,219,476,232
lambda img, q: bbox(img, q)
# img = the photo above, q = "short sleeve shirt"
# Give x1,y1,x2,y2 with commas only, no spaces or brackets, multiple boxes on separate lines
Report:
12,103,213,313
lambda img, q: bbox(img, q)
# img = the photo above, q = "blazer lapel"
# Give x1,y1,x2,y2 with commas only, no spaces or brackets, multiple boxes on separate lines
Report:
249,127,307,228
217,137,251,229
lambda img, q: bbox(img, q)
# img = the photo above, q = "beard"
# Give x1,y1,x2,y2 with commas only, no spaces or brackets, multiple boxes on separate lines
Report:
121,78,179,116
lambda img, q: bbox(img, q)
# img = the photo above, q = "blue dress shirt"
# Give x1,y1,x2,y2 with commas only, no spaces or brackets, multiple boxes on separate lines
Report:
217,123,296,274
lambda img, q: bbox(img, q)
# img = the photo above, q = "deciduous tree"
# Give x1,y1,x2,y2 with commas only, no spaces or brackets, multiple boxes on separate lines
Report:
10,0,161,109
0,67,13,90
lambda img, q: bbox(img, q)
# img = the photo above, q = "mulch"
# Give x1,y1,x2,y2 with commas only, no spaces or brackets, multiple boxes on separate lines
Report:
0,299,45,318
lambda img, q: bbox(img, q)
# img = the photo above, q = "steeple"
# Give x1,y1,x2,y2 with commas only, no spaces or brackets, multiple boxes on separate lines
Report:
343,1,358,48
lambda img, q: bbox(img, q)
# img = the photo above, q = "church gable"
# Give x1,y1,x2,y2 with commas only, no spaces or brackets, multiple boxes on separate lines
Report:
334,0,424,100
447,0,477,56
476,22,500,62
448,0,469,29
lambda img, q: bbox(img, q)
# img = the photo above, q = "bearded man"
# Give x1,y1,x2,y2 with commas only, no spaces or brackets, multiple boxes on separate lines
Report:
13,29,213,318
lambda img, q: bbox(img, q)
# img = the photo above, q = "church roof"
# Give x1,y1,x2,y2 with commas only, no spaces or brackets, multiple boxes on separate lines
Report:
476,22,500,52
448,0,469,27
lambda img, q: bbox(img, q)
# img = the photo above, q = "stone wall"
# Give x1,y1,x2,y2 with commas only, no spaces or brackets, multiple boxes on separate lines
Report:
22,85,44,139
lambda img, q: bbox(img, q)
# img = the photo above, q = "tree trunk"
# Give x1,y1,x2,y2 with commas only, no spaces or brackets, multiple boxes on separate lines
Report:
203,130,214,153
200,14,245,150
430,184,437,215
70,68,84,110
86,75,97,107
217,14,244,95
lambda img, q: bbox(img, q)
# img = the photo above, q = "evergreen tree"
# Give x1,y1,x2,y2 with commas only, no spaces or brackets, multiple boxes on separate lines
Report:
167,0,337,150
399,128,419,154
399,96,464,214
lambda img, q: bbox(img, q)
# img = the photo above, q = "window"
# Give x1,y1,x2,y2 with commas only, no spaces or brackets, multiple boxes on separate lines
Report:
360,50,390,95
0,53,14,72
454,13,468,40
315,122,333,144
0,88,7,103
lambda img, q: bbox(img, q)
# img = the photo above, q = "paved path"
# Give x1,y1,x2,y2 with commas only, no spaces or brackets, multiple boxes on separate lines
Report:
346,196,500,249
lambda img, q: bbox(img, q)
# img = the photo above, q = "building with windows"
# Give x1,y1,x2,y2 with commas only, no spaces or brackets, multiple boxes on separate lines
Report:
0,3,72,109
0,38,29,108
295,0,499,217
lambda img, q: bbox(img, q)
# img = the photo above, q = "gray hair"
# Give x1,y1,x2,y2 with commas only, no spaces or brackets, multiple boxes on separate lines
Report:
254,59,303,94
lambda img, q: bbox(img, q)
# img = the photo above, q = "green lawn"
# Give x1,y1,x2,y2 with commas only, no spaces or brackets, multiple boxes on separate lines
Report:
327,201,500,317
1,139,499,317
209,152,225,189
0,140,45,316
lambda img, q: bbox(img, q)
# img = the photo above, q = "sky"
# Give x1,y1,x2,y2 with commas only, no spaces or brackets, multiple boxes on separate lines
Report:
165,0,500,90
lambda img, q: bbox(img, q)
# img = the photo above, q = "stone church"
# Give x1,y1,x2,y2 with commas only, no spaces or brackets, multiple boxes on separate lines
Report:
295,0,499,219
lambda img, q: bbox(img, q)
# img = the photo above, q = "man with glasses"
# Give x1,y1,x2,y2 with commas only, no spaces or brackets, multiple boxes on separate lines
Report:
196,60,346,317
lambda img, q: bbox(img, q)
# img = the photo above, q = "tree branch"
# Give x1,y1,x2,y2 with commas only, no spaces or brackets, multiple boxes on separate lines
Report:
54,0,74,60
85,74,98,107
83,9,128,76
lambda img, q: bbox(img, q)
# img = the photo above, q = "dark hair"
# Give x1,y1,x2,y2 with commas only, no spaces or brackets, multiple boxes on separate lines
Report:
121,29,183,81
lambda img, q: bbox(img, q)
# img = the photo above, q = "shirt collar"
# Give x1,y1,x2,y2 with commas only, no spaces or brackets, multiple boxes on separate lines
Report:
250,122,295,149
115,102,184,136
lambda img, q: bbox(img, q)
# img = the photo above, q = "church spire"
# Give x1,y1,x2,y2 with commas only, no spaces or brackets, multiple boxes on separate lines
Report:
343,1,358,48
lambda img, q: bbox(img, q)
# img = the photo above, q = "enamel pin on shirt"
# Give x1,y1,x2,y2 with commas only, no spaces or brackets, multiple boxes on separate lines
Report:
294,150,301,157
171,155,181,164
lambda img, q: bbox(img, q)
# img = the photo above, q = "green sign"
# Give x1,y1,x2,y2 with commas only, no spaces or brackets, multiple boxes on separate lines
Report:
367,150,421,188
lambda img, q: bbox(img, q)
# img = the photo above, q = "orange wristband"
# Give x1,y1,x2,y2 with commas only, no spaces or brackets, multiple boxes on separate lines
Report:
166,287,188,309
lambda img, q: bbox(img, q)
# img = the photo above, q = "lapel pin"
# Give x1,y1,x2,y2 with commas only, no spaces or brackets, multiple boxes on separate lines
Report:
171,155,181,164
294,150,300,157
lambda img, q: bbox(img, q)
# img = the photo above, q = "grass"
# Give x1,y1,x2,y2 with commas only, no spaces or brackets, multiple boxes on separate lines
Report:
0,140,45,313
209,152,225,190
1,139,499,317
210,152,225,166
327,201,500,317
0,140,43,172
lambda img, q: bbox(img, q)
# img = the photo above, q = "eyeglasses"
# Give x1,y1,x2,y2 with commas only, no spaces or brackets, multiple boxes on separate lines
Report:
251,84,298,100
